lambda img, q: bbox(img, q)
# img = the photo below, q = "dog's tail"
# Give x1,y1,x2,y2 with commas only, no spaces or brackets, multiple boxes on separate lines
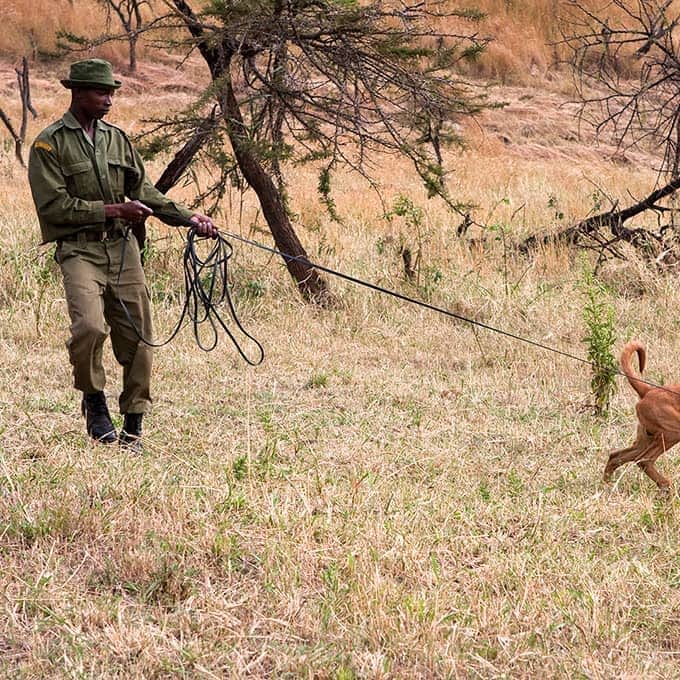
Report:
620,341,649,399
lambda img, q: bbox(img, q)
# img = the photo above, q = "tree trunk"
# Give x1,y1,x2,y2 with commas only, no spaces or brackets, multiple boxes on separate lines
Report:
0,59,36,168
217,68,331,303
171,0,332,304
0,109,25,167
155,116,216,194
129,33,137,72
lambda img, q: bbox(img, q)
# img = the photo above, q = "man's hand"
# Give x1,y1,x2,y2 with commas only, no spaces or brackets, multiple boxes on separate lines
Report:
105,200,154,223
190,213,218,238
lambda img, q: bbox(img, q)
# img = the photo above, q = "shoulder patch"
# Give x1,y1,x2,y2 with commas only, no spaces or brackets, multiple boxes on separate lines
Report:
34,140,54,153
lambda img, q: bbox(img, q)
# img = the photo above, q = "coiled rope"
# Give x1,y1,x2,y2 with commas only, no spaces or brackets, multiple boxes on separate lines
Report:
117,225,264,365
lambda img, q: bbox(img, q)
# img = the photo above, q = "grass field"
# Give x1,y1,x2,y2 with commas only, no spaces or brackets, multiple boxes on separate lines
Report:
0,0,604,83
2,17,680,679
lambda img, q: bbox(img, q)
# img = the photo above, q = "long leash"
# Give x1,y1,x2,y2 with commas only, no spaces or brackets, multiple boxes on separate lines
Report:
118,216,678,397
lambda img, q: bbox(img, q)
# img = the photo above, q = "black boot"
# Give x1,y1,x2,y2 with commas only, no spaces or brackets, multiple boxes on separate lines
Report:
120,413,144,453
81,391,117,444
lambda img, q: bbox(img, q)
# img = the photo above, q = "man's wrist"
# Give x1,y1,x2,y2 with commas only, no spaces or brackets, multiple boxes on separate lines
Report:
104,203,121,219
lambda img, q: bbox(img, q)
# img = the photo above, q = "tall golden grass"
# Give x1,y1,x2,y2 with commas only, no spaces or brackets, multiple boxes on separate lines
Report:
0,0,604,81
1,50,680,676
3,3,680,676
2,1,106,61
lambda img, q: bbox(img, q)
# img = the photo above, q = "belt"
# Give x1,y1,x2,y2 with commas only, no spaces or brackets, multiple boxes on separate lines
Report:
59,228,126,243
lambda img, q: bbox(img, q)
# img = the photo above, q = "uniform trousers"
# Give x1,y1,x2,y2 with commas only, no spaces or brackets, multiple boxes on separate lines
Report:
56,232,153,414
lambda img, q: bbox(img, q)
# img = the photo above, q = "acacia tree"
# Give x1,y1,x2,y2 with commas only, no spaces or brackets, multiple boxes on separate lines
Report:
137,0,489,302
523,0,680,261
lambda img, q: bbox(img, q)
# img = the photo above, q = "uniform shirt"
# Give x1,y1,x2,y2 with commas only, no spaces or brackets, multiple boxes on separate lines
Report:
28,110,194,244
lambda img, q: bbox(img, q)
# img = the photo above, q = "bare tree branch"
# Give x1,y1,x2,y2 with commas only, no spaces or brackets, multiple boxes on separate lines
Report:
523,1,680,263
0,57,38,167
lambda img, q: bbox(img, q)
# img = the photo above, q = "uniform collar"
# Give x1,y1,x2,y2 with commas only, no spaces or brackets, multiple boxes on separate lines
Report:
62,110,112,132
62,110,82,129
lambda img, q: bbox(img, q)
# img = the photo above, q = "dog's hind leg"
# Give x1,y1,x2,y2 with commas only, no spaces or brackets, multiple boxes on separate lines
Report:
604,444,639,482
604,425,651,482
636,434,678,490
637,459,671,489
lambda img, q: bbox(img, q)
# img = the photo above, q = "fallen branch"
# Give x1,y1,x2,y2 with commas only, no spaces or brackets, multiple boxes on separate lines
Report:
520,177,680,258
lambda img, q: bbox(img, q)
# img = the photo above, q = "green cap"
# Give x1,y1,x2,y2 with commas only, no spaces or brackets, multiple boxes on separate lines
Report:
60,59,122,90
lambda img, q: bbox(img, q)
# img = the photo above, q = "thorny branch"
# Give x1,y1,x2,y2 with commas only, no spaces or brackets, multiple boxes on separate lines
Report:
561,0,680,176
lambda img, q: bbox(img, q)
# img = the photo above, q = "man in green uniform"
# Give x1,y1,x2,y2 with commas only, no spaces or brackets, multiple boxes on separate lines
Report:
28,58,217,451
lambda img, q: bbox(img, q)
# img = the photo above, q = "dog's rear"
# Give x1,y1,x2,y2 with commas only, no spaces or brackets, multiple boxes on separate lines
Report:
604,341,680,490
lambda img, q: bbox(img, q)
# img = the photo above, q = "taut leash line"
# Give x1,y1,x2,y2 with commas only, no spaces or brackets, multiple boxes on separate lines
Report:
221,229,679,397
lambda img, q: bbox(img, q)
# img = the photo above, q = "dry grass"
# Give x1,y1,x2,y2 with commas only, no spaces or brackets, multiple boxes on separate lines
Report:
1,0,119,63
0,0,615,83
2,41,680,680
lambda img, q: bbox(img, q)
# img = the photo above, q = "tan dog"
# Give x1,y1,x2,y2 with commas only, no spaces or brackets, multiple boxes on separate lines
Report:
604,341,680,489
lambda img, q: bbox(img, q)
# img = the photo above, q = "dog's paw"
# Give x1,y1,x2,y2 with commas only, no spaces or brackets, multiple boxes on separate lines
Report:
658,482,672,496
